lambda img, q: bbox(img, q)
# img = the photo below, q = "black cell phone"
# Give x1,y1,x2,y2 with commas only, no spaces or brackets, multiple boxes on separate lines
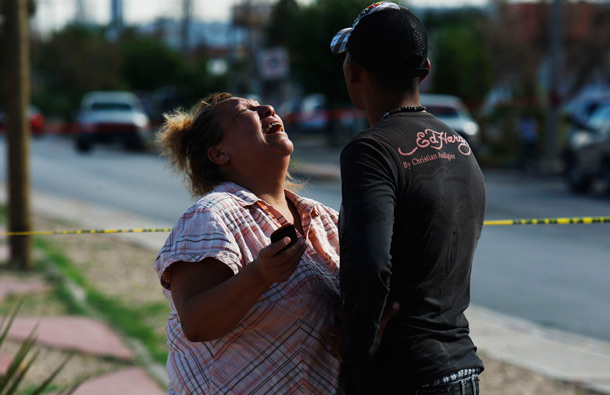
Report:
270,224,298,252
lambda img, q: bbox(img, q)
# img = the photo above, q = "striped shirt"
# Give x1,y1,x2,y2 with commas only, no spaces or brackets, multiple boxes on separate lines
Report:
155,182,341,394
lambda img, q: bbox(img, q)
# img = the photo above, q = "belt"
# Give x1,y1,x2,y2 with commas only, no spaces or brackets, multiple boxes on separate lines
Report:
413,375,479,395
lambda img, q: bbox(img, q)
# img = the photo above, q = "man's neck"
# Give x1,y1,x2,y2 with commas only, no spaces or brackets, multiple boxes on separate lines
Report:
363,90,422,127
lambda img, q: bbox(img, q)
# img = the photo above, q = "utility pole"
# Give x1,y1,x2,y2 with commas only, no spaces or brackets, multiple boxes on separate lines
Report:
545,0,564,173
75,0,86,23
4,0,32,270
109,0,123,39
234,0,263,96
181,0,192,55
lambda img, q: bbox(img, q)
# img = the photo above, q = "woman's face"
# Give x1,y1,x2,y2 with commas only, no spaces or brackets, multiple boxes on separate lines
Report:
213,97,293,172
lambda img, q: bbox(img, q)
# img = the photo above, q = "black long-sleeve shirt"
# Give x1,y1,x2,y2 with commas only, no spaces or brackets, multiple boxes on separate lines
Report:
339,111,485,392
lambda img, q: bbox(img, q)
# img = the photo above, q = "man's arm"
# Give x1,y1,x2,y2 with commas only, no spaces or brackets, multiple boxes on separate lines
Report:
339,138,397,365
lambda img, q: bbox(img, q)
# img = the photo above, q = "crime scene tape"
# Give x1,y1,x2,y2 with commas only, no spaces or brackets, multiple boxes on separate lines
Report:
483,216,610,226
1,217,610,236
0,228,173,236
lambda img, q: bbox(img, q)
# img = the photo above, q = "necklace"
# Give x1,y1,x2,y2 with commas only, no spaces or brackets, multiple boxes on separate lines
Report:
381,106,426,121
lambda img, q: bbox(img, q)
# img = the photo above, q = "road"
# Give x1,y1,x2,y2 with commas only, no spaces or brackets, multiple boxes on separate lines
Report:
2,135,610,343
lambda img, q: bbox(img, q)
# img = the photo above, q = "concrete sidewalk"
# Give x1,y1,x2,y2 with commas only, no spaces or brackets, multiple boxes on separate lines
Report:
0,264,166,394
2,143,610,394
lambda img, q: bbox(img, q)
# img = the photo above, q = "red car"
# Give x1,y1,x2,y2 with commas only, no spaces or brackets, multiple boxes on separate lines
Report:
0,105,45,136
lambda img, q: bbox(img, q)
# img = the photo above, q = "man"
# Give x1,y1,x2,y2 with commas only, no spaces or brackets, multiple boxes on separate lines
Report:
329,2,486,394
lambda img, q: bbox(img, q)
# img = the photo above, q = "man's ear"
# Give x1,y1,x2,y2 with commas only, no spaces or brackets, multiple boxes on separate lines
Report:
346,57,364,83
419,58,432,83
208,146,229,165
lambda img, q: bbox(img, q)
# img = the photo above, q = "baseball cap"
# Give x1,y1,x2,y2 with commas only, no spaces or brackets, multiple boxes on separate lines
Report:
330,1,428,77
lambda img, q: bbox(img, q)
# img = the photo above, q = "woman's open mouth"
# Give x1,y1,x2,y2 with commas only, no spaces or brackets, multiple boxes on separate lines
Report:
263,122,284,135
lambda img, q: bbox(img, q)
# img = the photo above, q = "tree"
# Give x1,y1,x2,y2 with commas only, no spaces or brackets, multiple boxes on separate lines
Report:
266,0,300,48
32,24,123,120
482,1,547,107
562,2,610,97
426,9,493,110
31,24,227,121
118,30,186,92
266,0,371,106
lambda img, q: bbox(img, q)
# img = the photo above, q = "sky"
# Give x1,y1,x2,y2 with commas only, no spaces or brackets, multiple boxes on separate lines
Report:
32,0,489,34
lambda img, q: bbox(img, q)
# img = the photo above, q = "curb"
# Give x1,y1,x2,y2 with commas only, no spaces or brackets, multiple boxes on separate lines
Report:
467,306,610,394
2,175,610,394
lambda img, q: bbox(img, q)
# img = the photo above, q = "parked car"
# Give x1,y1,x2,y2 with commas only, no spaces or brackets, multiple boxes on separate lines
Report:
562,90,610,133
0,105,45,136
278,94,334,135
75,91,150,152
277,94,366,144
563,100,610,193
420,94,481,151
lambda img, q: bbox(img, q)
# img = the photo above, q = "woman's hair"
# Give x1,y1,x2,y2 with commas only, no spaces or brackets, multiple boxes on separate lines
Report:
157,92,305,197
156,92,232,197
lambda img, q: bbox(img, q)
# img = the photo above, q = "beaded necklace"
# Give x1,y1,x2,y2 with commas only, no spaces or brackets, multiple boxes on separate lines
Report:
381,106,426,121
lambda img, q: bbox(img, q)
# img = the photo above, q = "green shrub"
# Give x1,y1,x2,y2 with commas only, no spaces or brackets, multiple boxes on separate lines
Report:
0,303,76,395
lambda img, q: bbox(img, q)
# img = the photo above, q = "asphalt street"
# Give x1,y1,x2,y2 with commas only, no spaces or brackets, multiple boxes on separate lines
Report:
1,135,610,344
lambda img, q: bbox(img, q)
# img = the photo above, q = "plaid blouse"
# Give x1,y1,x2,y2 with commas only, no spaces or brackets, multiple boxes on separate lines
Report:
155,182,341,394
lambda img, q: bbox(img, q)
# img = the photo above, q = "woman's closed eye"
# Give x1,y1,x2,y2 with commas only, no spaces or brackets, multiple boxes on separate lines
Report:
235,106,253,117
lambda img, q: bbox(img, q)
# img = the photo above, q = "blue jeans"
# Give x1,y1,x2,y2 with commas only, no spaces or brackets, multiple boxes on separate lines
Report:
413,374,480,395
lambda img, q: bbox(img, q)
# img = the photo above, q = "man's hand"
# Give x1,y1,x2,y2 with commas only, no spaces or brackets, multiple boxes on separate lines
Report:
328,302,400,362
329,309,345,362
378,302,400,340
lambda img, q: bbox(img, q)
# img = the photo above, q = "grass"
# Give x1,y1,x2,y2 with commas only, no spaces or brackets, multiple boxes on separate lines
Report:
0,203,169,370
84,289,169,364
0,204,6,224
34,238,89,316
32,235,169,366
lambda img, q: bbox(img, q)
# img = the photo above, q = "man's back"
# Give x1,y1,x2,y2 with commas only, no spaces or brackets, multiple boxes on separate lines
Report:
331,3,485,393
339,111,485,392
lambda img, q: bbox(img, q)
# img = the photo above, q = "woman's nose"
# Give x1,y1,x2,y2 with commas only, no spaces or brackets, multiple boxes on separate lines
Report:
258,105,275,118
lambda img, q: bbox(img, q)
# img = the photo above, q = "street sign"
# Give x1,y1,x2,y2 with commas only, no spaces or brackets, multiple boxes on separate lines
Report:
258,47,289,80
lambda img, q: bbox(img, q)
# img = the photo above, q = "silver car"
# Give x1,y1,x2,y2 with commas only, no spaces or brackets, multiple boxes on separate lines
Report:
564,101,610,193
75,91,150,153
420,94,481,151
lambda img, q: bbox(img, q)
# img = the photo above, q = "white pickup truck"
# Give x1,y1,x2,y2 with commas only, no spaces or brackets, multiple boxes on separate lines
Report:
75,91,150,153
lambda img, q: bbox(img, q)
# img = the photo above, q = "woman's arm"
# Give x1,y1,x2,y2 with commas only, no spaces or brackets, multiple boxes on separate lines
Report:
170,236,306,342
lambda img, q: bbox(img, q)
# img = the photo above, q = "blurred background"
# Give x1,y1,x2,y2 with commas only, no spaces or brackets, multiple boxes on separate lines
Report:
0,0,608,170
1,0,610,331
1,2,610,391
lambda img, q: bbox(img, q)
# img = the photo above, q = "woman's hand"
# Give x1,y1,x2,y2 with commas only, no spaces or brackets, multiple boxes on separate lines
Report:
170,237,306,342
250,236,306,286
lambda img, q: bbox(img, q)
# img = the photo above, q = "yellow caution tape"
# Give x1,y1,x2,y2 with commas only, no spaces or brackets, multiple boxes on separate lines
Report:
0,228,173,236
1,217,609,236
483,216,610,226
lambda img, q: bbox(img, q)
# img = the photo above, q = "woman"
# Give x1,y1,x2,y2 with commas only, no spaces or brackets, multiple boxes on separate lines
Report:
154,92,341,394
